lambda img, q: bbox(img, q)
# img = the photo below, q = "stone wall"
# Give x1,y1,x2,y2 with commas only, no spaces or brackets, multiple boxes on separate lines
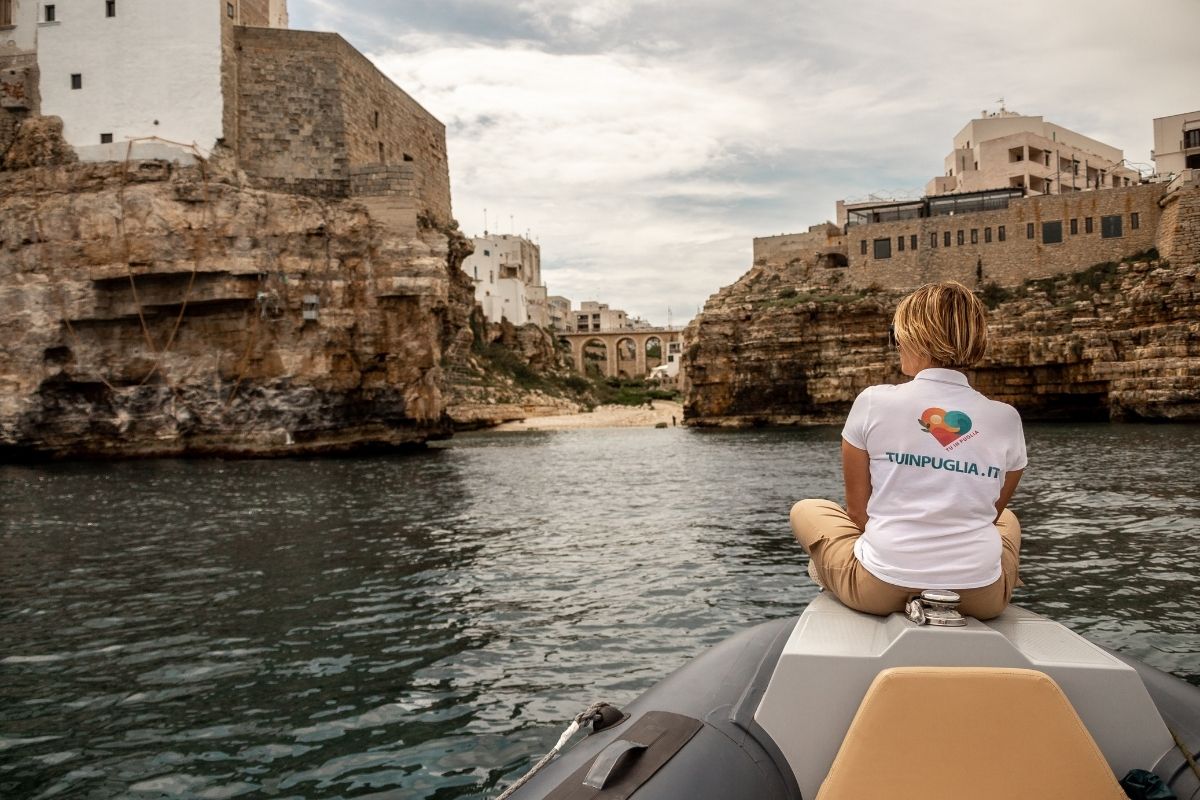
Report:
845,183,1164,289
1156,173,1200,266
0,55,38,113
238,0,272,26
220,1,238,151
331,31,452,225
234,27,348,182
756,184,1166,291
232,27,452,226
754,224,846,266
349,163,417,197
0,55,38,156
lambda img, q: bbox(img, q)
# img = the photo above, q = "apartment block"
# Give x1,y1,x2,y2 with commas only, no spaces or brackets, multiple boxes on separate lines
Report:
925,109,1139,197
1152,110,1200,175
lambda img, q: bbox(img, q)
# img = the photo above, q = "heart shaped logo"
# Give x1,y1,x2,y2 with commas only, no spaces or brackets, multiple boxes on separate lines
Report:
919,407,973,447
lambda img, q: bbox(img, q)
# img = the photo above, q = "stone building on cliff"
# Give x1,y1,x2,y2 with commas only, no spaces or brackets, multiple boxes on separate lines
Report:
1152,110,1200,175
0,0,451,228
0,1,481,458
923,108,1140,197
461,233,549,327
754,112,1193,293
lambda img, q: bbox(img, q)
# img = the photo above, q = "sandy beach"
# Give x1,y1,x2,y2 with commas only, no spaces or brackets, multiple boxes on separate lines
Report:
490,400,684,431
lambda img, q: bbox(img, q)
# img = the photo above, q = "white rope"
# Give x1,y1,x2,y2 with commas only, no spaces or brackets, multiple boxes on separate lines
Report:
494,702,610,800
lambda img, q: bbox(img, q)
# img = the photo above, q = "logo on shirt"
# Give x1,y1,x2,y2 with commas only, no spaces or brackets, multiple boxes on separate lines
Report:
919,407,975,448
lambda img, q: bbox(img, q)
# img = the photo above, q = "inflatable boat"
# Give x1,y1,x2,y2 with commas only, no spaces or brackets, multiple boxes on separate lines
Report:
502,593,1200,800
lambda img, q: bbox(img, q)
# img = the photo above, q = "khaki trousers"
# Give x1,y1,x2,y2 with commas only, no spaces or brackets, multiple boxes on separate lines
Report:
789,499,1022,621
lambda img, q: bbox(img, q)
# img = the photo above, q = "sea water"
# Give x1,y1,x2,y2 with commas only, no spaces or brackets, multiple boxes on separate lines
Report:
2,423,1197,798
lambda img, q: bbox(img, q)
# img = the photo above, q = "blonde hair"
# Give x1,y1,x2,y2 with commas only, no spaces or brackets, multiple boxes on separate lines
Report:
893,281,988,368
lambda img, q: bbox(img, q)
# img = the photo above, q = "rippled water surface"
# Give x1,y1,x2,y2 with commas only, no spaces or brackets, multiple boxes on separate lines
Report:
2,424,1199,798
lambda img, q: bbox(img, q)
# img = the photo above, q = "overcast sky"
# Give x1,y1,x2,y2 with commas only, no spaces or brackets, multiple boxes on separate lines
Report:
290,0,1199,327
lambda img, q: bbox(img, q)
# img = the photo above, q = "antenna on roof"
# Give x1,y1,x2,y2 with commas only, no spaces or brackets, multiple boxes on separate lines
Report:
483,207,488,236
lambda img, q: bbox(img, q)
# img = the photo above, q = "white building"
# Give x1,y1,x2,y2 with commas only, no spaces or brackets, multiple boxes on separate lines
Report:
0,0,38,57
572,301,635,333
547,295,572,332
1152,110,1200,176
649,340,684,384
1,0,288,162
461,233,548,327
925,108,1139,197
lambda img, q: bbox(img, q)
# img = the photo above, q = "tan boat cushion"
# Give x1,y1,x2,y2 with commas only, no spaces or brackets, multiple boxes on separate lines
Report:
816,667,1127,800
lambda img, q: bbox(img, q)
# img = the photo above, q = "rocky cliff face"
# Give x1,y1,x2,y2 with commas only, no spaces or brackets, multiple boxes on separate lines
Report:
685,190,1200,425
0,145,477,458
444,317,586,430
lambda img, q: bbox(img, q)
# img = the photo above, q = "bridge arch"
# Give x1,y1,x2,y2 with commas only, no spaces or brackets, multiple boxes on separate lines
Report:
616,337,638,377
644,336,663,370
561,329,682,379
581,337,609,377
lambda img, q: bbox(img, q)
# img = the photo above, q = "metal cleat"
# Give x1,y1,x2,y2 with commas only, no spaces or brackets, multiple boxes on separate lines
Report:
905,589,967,627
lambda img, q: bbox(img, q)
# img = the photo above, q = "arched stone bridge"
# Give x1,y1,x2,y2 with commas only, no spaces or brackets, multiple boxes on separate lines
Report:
559,329,682,378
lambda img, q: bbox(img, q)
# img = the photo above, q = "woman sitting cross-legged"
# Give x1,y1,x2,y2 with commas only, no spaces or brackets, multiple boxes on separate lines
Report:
791,281,1026,621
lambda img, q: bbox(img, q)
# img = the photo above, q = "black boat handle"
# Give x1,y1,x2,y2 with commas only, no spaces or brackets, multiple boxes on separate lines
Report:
582,738,650,789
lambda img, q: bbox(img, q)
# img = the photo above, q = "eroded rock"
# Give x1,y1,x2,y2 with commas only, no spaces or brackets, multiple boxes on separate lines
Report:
684,189,1200,425
2,115,77,170
0,158,476,458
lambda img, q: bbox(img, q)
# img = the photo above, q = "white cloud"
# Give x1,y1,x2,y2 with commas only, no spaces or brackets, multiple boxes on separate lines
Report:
290,0,1200,325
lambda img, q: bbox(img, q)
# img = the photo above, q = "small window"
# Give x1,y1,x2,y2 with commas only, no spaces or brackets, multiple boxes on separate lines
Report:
897,235,905,252
106,0,115,17
970,229,978,244
1043,220,1063,244
1026,222,1035,239
44,4,56,22
373,110,379,129
402,153,414,162
873,238,891,259
1070,218,1078,235
377,141,384,163
910,234,917,251
1101,215,1123,238
1085,217,1094,234
930,232,938,249
1131,212,1140,230
860,240,867,255
1185,129,1200,149
100,133,112,144
943,231,951,247
0,0,11,25
998,225,1006,242
984,227,992,243
483,249,490,256
70,73,81,90
957,230,964,246
227,2,234,18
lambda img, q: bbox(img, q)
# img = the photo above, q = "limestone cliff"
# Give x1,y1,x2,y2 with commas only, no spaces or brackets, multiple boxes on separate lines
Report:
685,188,1200,425
0,155,477,458
444,316,587,430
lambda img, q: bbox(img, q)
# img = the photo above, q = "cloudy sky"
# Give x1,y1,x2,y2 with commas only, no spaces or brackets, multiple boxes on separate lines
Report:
290,0,1199,326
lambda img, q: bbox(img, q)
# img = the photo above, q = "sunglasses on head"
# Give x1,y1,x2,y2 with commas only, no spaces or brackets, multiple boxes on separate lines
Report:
888,325,898,349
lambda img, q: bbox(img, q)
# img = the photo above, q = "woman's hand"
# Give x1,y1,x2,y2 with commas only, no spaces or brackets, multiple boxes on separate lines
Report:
995,469,1023,522
841,440,871,532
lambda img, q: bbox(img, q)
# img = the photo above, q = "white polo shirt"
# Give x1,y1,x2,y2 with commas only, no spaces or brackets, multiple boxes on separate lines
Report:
841,368,1027,589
